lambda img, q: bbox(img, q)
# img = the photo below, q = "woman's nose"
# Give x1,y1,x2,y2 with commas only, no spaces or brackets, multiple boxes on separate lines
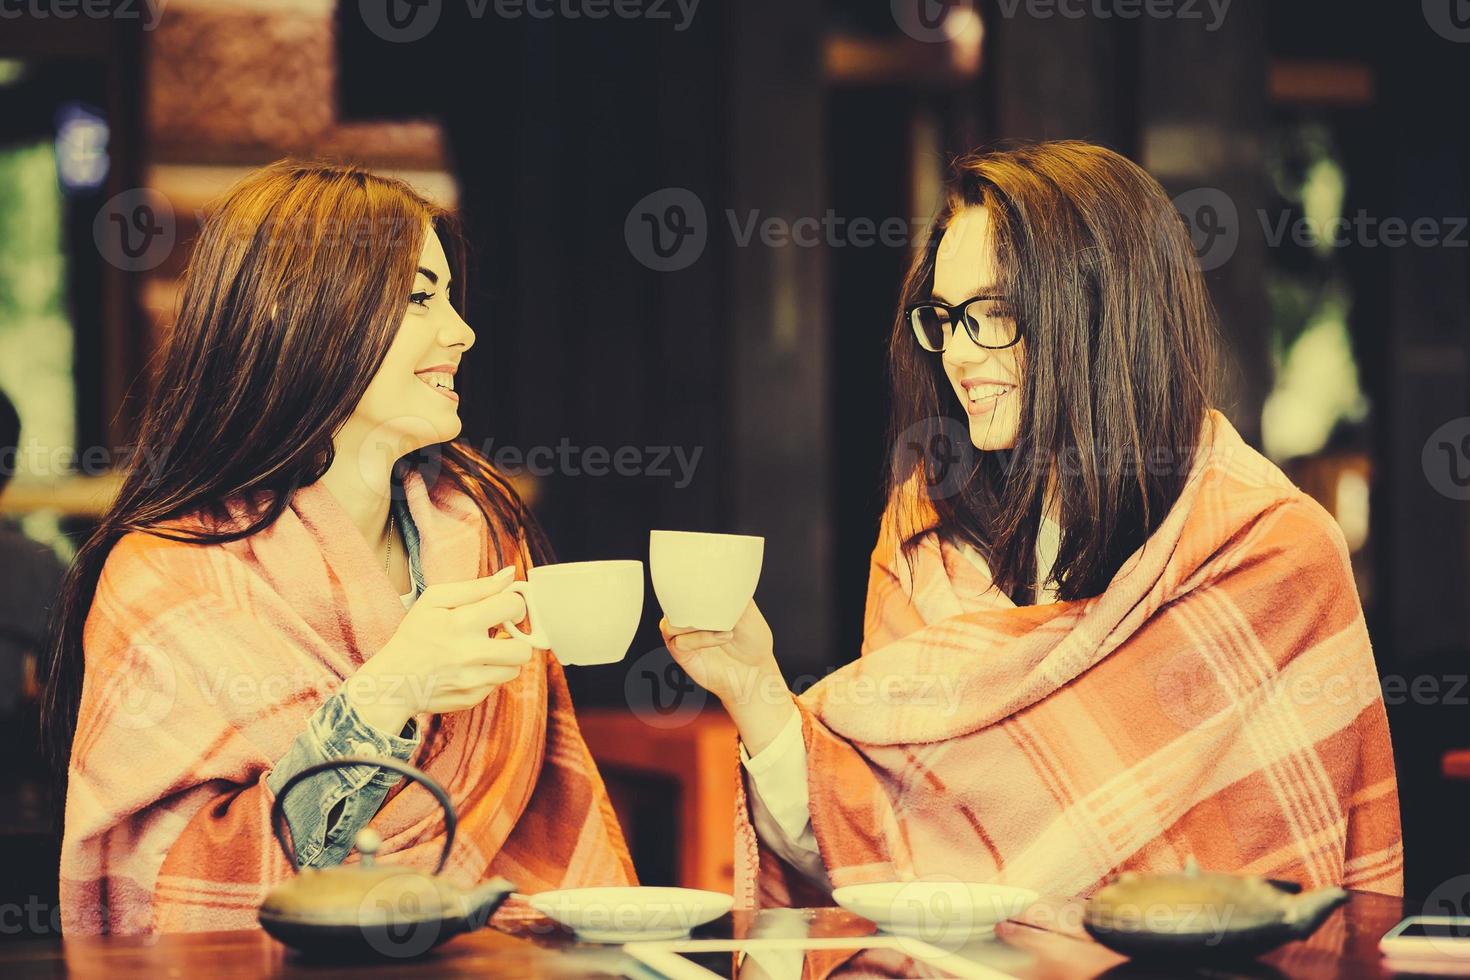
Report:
444,306,475,353
943,324,991,367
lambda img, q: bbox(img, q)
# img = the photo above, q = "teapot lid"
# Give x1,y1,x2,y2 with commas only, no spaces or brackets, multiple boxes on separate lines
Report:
1085,857,1304,934
260,828,465,928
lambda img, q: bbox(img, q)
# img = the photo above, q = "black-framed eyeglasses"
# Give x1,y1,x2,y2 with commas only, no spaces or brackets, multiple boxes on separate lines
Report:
905,295,1023,352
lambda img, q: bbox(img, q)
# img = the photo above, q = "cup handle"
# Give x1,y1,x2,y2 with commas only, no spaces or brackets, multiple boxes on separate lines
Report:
500,580,551,648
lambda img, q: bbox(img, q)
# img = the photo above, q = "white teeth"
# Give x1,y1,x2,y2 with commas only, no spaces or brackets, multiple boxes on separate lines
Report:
967,383,1012,400
418,371,454,392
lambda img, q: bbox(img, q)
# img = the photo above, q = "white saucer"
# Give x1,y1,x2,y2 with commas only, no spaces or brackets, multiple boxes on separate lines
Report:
527,886,734,944
832,881,1039,940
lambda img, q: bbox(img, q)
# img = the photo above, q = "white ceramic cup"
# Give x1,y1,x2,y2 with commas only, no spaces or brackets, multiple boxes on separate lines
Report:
499,560,644,667
649,531,764,631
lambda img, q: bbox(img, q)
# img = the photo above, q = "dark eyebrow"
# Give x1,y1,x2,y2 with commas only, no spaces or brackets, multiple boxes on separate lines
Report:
930,289,1006,305
416,267,451,287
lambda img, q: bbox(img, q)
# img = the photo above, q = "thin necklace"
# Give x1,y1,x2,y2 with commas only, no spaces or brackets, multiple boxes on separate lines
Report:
385,512,395,574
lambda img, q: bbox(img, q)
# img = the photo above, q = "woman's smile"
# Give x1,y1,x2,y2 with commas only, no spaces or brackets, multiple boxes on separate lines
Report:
415,364,460,403
959,376,1016,416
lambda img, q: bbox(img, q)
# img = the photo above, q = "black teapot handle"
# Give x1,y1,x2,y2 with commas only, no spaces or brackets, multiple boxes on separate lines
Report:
269,756,456,874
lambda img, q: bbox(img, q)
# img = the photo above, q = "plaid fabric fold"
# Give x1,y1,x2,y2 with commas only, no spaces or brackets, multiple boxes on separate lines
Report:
736,410,1402,908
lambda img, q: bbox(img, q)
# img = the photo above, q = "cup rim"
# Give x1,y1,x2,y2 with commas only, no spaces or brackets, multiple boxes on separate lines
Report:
650,530,765,545
528,559,645,578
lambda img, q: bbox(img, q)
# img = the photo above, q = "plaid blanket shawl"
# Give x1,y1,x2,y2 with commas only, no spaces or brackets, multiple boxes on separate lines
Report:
62,465,634,934
735,409,1402,908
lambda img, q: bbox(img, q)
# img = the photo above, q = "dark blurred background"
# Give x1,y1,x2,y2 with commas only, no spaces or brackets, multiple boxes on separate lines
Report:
0,0,1467,940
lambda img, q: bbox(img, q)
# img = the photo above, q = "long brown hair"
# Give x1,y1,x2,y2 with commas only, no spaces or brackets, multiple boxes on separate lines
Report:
41,160,550,770
888,141,1222,603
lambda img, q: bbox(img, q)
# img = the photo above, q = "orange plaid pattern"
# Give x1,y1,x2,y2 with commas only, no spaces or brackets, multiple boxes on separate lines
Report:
736,410,1402,908
62,466,634,934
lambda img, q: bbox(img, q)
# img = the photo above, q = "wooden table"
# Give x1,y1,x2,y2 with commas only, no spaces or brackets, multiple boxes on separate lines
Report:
0,891,1424,978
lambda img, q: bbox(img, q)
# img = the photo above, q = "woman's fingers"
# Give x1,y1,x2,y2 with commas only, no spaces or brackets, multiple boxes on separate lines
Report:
451,660,526,694
476,665,523,686
452,591,529,632
658,617,689,637
667,630,734,652
420,567,516,609
477,637,534,667
660,617,720,640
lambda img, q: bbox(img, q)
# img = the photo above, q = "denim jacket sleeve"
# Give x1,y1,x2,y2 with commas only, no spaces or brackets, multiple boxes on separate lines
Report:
267,478,428,868
266,690,422,868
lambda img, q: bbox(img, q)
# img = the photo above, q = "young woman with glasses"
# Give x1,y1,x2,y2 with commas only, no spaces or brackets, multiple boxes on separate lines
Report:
662,141,1402,908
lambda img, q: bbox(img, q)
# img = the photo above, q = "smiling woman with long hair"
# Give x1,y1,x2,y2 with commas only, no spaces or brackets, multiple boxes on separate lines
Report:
662,141,1403,908
42,161,633,935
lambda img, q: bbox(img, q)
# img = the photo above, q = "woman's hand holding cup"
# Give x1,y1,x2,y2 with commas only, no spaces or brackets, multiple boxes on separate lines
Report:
345,566,533,736
651,530,794,755
660,601,795,757
660,599,777,701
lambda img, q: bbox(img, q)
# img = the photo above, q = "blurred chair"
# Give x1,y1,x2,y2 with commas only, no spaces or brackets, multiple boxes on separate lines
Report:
0,388,67,746
578,707,738,893
0,387,68,942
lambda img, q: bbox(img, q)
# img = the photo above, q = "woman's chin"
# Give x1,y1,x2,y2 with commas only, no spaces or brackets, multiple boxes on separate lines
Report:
967,414,1019,451
436,416,463,442
423,397,464,440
